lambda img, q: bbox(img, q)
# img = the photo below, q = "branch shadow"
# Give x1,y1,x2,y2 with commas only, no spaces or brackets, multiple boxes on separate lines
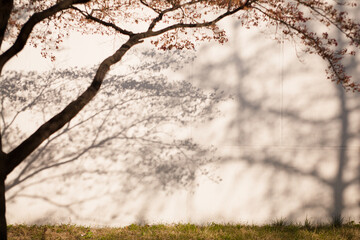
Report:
2,17,359,225
1,48,223,225
188,19,360,223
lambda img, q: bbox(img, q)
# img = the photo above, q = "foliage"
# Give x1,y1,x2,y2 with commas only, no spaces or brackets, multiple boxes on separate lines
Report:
3,0,360,90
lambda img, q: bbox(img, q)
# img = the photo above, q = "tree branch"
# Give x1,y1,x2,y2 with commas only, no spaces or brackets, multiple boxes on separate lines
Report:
140,0,161,14
5,36,143,176
0,131,4,155
147,0,205,31
0,0,91,74
146,2,250,38
71,6,135,36
295,0,360,47
252,3,360,91
0,0,14,50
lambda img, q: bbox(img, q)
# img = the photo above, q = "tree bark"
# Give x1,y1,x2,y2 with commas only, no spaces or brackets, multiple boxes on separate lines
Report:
0,0,91,74
0,180,6,240
0,151,7,240
0,0,14,50
5,36,143,175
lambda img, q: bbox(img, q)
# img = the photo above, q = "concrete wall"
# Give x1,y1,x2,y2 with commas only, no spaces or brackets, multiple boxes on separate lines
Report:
2,17,360,226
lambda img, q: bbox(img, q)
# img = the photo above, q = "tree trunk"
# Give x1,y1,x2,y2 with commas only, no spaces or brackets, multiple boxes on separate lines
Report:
0,177,6,240
0,151,7,240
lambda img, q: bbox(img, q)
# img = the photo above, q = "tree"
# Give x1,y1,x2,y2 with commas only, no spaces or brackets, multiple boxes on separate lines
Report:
0,0,359,238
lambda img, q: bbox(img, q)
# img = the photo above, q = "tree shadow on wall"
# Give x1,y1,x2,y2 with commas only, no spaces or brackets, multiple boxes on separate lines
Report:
190,20,360,222
1,49,223,225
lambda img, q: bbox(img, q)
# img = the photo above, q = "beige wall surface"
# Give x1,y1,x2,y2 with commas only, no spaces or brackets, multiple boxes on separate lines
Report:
2,16,359,226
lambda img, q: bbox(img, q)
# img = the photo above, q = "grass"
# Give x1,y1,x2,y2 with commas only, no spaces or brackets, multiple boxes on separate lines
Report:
7,221,360,240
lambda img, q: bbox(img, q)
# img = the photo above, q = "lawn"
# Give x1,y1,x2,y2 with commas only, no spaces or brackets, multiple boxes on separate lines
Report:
7,221,360,239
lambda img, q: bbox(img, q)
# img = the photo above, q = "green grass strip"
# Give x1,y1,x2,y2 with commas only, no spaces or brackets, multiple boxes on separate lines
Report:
7,222,360,240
